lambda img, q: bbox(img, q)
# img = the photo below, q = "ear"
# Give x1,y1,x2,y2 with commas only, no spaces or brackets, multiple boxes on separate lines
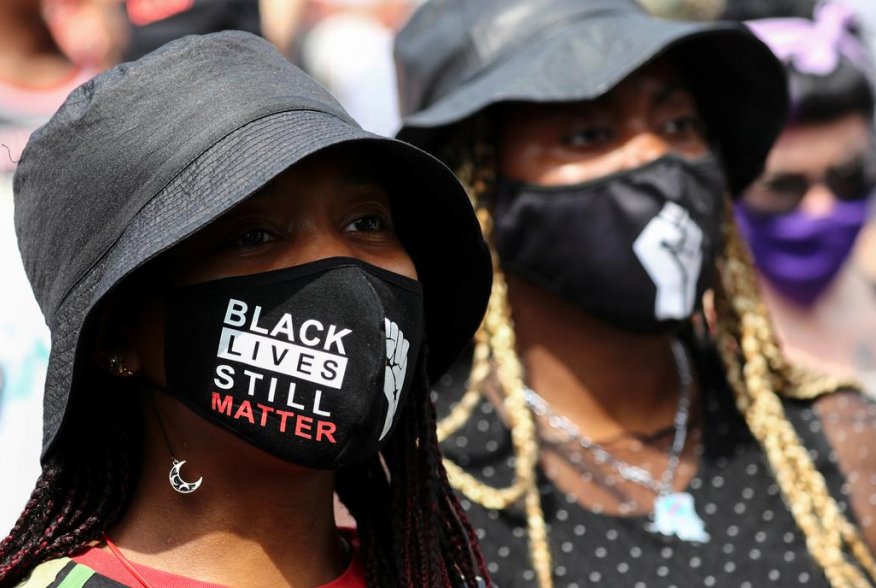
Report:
91,294,143,378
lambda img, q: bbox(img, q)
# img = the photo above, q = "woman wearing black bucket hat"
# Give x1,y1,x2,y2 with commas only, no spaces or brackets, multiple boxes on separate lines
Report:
395,0,876,586
0,31,492,587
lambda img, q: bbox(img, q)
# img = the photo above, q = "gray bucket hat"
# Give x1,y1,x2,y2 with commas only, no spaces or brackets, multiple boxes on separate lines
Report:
14,31,492,458
395,0,789,195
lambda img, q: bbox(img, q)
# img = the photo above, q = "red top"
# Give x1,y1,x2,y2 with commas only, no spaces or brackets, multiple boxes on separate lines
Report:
72,530,367,588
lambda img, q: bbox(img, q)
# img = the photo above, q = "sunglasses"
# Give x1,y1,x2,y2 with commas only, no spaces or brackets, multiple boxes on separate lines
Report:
745,150,876,215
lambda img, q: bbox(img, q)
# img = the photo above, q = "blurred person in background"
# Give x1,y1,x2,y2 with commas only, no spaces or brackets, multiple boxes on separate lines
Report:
396,0,876,586
0,0,104,538
43,0,263,65
0,0,107,173
824,0,876,59
295,0,417,136
40,0,126,70
115,0,409,136
727,1,876,395
122,0,261,61
260,0,307,57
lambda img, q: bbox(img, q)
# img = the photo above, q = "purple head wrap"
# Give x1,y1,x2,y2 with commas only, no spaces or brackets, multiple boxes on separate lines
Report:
746,2,872,77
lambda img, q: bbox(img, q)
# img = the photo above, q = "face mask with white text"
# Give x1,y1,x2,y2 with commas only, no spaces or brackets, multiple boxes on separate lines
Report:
162,257,424,469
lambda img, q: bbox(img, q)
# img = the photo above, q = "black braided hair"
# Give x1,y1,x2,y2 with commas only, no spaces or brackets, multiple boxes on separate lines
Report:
0,371,140,586
336,352,489,587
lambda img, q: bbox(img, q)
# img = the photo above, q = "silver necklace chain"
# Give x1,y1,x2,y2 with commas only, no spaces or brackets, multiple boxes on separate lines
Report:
524,339,693,496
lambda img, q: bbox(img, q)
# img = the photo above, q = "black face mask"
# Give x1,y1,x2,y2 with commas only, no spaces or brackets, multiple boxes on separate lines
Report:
163,257,424,469
493,155,726,334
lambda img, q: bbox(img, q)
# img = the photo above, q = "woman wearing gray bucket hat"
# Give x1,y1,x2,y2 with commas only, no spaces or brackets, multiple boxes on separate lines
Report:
395,0,876,586
0,31,492,587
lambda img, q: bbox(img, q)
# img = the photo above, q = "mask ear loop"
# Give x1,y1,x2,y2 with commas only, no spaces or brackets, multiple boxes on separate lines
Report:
147,391,203,494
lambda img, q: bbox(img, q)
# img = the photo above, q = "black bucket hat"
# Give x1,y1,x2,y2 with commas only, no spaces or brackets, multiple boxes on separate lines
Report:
14,31,492,459
395,0,789,195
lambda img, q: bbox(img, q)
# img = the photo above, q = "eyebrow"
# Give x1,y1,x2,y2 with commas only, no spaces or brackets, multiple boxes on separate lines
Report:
653,83,690,105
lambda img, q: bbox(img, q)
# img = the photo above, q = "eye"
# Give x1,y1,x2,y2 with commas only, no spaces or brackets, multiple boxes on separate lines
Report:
763,174,808,196
562,126,615,148
661,115,704,138
343,213,390,234
230,227,277,249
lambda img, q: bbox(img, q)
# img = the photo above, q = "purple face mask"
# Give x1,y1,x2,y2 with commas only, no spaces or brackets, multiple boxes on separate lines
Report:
735,200,868,307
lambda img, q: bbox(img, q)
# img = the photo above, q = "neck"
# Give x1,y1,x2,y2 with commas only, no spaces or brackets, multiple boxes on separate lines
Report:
110,392,347,588
506,274,686,440
0,2,74,86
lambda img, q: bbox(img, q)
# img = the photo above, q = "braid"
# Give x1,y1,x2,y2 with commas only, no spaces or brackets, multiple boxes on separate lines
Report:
436,119,553,588
336,457,397,583
713,195,876,587
0,382,139,585
336,352,489,587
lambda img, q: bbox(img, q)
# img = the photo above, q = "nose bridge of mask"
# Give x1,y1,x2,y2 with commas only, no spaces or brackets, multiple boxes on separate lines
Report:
645,158,686,201
354,268,424,442
323,266,389,465
638,155,724,215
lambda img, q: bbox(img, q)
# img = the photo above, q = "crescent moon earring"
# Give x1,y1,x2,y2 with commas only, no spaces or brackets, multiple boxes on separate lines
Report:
148,393,203,494
169,459,203,494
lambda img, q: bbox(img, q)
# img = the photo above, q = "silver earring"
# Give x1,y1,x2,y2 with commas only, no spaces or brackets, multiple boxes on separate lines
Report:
148,392,203,494
108,354,134,377
169,459,203,494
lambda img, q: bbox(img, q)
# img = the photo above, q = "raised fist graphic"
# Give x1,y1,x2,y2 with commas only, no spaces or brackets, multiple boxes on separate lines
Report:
380,318,410,440
632,201,704,320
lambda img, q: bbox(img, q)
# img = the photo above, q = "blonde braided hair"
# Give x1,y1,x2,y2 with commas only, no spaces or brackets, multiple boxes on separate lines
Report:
713,195,876,587
437,123,553,588
437,119,875,588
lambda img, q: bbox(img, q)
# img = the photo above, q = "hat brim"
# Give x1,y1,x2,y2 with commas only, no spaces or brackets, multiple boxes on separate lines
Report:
398,14,788,195
43,110,491,457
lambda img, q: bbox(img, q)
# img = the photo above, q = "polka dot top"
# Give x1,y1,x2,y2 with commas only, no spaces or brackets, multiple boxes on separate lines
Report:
434,345,876,587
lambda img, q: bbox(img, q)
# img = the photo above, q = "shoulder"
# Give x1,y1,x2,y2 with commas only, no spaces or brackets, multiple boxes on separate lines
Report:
810,389,876,552
784,386,876,442
811,388,876,465
813,387,876,420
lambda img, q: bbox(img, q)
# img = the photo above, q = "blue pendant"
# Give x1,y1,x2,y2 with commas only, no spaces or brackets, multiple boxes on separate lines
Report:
646,492,710,543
